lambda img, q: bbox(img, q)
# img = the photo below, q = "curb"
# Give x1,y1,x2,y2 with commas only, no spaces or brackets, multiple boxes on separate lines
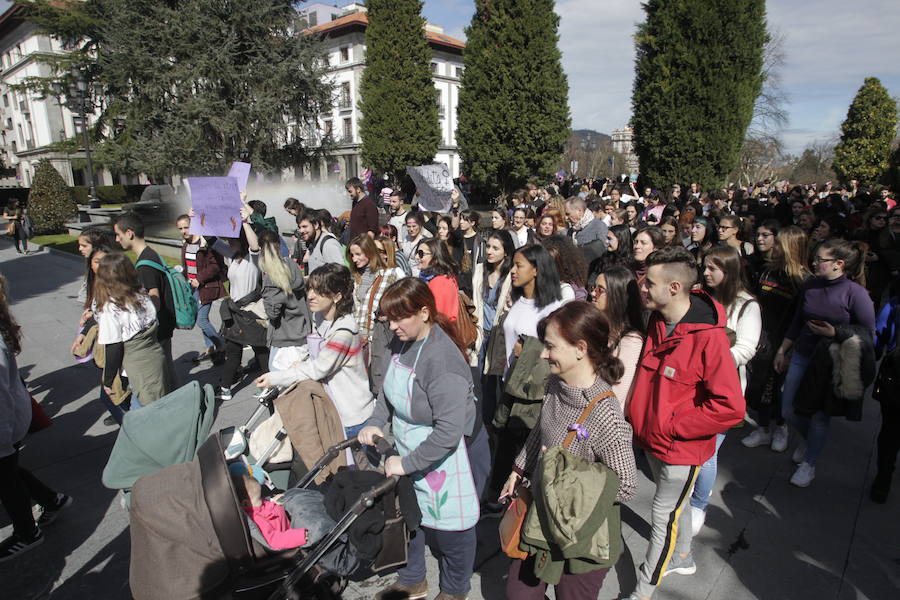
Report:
0,235,83,263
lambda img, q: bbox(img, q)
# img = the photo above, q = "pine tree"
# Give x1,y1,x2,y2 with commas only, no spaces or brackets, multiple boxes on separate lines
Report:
457,0,570,195
358,0,440,180
28,159,77,234
631,0,767,189
832,78,898,185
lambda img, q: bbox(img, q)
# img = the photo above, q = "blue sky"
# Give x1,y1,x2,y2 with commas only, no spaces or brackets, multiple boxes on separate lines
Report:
421,0,900,156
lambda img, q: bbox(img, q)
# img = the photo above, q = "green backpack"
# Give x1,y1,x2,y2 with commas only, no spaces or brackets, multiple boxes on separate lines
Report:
136,259,199,329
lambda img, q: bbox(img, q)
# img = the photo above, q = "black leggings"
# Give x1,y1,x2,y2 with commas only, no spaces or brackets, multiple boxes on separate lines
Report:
219,339,269,388
876,402,900,476
0,448,57,537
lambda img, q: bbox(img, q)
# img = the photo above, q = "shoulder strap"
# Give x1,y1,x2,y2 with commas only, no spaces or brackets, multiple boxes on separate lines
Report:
135,259,166,273
736,296,758,321
562,391,615,449
364,274,385,333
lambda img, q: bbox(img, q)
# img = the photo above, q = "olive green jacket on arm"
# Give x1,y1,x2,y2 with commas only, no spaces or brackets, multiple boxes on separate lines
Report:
519,445,622,585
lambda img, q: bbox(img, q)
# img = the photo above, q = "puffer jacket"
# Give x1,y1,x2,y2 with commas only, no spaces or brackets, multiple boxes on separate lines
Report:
519,446,621,585
628,290,745,466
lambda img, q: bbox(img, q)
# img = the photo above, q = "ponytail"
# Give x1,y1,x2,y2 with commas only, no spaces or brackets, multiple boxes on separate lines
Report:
821,238,866,286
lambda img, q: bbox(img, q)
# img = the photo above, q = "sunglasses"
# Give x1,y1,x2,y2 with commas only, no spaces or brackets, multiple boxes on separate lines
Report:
416,249,431,258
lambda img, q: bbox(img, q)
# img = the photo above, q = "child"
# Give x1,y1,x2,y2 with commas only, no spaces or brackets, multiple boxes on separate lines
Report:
94,252,173,407
255,263,374,438
229,463,307,550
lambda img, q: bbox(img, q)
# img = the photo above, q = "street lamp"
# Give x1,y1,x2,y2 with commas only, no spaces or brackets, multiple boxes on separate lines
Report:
71,68,99,209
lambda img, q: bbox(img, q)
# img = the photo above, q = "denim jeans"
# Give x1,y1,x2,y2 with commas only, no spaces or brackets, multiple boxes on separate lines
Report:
398,428,490,595
781,352,831,466
194,292,222,349
690,433,726,511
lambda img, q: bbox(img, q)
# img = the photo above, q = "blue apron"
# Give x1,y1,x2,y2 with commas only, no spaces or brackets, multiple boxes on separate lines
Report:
383,337,480,531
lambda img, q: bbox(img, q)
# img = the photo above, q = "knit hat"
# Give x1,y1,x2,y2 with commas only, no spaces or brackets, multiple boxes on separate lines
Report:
228,461,266,485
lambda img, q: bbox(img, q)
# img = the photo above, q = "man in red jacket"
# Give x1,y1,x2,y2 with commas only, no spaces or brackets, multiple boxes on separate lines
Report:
346,177,379,239
626,246,744,600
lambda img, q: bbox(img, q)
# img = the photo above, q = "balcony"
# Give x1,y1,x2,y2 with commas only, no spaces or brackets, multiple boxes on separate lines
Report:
18,101,28,114
338,95,352,110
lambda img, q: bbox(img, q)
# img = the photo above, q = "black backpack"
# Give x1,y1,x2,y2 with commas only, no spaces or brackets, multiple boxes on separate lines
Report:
873,345,900,406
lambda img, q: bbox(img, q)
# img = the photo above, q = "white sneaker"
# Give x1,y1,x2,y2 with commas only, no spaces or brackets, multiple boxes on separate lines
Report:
741,428,772,448
771,425,789,453
690,506,706,537
790,462,815,487
792,442,807,464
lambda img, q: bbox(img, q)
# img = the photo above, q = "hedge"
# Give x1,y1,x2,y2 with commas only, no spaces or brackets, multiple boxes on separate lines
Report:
72,184,148,206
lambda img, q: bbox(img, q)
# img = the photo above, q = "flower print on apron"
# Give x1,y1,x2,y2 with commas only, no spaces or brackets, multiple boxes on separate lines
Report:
383,337,480,531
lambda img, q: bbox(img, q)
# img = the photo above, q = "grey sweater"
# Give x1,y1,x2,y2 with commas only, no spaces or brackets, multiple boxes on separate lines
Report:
0,337,30,458
262,259,313,348
365,325,476,474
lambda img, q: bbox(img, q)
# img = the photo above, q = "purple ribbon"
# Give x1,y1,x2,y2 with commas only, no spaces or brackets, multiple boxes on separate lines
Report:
568,423,589,440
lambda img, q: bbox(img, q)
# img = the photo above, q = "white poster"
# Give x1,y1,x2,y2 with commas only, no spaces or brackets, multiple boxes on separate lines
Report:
406,163,454,213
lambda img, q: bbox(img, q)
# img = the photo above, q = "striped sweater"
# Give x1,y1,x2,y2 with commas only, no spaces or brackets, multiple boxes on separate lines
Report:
514,374,637,502
266,313,374,427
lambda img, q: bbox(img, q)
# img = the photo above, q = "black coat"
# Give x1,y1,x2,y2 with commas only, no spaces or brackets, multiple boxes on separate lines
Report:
794,323,876,421
218,293,267,347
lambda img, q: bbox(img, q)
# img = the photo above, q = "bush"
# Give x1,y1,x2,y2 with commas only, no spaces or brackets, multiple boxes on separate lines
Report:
28,159,77,234
71,184,147,206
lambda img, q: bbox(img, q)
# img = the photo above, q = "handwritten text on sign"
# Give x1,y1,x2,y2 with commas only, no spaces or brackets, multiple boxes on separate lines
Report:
406,163,454,213
187,177,243,238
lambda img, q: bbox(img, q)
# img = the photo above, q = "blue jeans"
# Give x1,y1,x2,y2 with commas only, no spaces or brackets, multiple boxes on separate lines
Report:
99,387,127,424
195,293,222,349
690,433,726,511
781,352,831,466
399,428,490,595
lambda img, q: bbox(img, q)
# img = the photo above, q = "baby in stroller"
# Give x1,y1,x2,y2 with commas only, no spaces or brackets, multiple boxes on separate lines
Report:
230,462,308,550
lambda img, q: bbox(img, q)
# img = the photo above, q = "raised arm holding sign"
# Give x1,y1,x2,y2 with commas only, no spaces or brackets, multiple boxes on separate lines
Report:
187,177,243,238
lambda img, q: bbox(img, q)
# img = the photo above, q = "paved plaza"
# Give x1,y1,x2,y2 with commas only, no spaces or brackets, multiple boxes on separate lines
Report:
0,241,898,600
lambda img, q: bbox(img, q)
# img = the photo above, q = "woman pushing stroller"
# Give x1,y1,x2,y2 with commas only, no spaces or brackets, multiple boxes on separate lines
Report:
358,277,491,600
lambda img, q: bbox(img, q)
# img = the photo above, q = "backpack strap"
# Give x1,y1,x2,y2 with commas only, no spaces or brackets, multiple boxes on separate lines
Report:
364,274,385,335
562,391,615,449
135,258,166,272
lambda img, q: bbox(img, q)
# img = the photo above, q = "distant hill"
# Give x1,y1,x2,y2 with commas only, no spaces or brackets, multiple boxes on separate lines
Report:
572,129,611,145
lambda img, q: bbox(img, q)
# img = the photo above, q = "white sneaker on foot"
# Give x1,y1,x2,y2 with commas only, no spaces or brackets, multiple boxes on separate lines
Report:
771,425,789,453
792,442,807,464
741,427,772,448
790,462,815,487
690,506,706,536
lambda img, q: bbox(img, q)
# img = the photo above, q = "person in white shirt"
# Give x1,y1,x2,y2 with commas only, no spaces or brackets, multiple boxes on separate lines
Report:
93,252,172,408
400,212,432,276
386,190,410,240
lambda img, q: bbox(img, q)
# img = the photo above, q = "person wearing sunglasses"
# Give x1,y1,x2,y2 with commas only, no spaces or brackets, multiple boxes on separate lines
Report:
416,238,460,324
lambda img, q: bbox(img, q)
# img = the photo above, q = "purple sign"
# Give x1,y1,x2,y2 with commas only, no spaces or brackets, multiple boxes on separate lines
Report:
187,177,243,238
226,161,252,193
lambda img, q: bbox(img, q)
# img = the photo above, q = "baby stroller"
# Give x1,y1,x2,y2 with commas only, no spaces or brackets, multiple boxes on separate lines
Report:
129,428,411,600
102,380,216,506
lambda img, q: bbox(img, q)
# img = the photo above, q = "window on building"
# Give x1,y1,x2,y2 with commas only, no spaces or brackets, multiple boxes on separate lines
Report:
307,12,318,27
430,62,438,74
339,82,351,108
323,120,333,138
331,13,340,21
340,46,350,62
73,116,86,135
455,67,464,78
342,118,352,142
435,89,444,119
15,44,22,59
2,94,8,108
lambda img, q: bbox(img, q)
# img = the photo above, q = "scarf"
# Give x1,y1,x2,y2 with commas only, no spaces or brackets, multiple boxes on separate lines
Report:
572,209,595,232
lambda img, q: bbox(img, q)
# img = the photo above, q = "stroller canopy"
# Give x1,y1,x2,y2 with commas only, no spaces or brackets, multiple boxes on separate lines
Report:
102,381,216,491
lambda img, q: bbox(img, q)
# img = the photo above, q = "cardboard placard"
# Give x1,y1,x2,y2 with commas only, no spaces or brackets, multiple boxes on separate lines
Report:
406,163,454,213
227,161,252,193
187,177,242,238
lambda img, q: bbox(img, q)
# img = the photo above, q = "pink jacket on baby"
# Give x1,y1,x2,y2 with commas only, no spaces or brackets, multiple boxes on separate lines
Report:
245,500,308,550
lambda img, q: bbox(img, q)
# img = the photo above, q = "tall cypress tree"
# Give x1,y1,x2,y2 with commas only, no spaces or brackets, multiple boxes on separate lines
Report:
631,0,767,189
358,0,440,180
832,77,898,185
457,0,570,194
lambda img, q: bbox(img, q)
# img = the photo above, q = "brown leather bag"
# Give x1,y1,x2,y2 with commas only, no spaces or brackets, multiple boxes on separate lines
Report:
455,290,478,350
497,390,614,560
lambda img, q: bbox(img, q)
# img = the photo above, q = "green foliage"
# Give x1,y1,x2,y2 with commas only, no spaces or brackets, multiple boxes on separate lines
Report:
457,0,570,194
28,159,77,234
358,0,440,179
98,0,335,177
70,184,147,205
631,0,767,189
832,78,898,185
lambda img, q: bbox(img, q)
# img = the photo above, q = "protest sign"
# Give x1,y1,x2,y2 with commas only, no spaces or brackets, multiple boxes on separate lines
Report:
227,161,252,193
187,177,243,238
406,163,454,213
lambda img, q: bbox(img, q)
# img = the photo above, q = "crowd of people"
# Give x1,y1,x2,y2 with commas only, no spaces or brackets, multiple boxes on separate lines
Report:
1,175,898,600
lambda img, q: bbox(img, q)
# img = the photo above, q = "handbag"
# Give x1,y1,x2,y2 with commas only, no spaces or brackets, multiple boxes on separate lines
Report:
29,396,52,433
497,390,614,561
